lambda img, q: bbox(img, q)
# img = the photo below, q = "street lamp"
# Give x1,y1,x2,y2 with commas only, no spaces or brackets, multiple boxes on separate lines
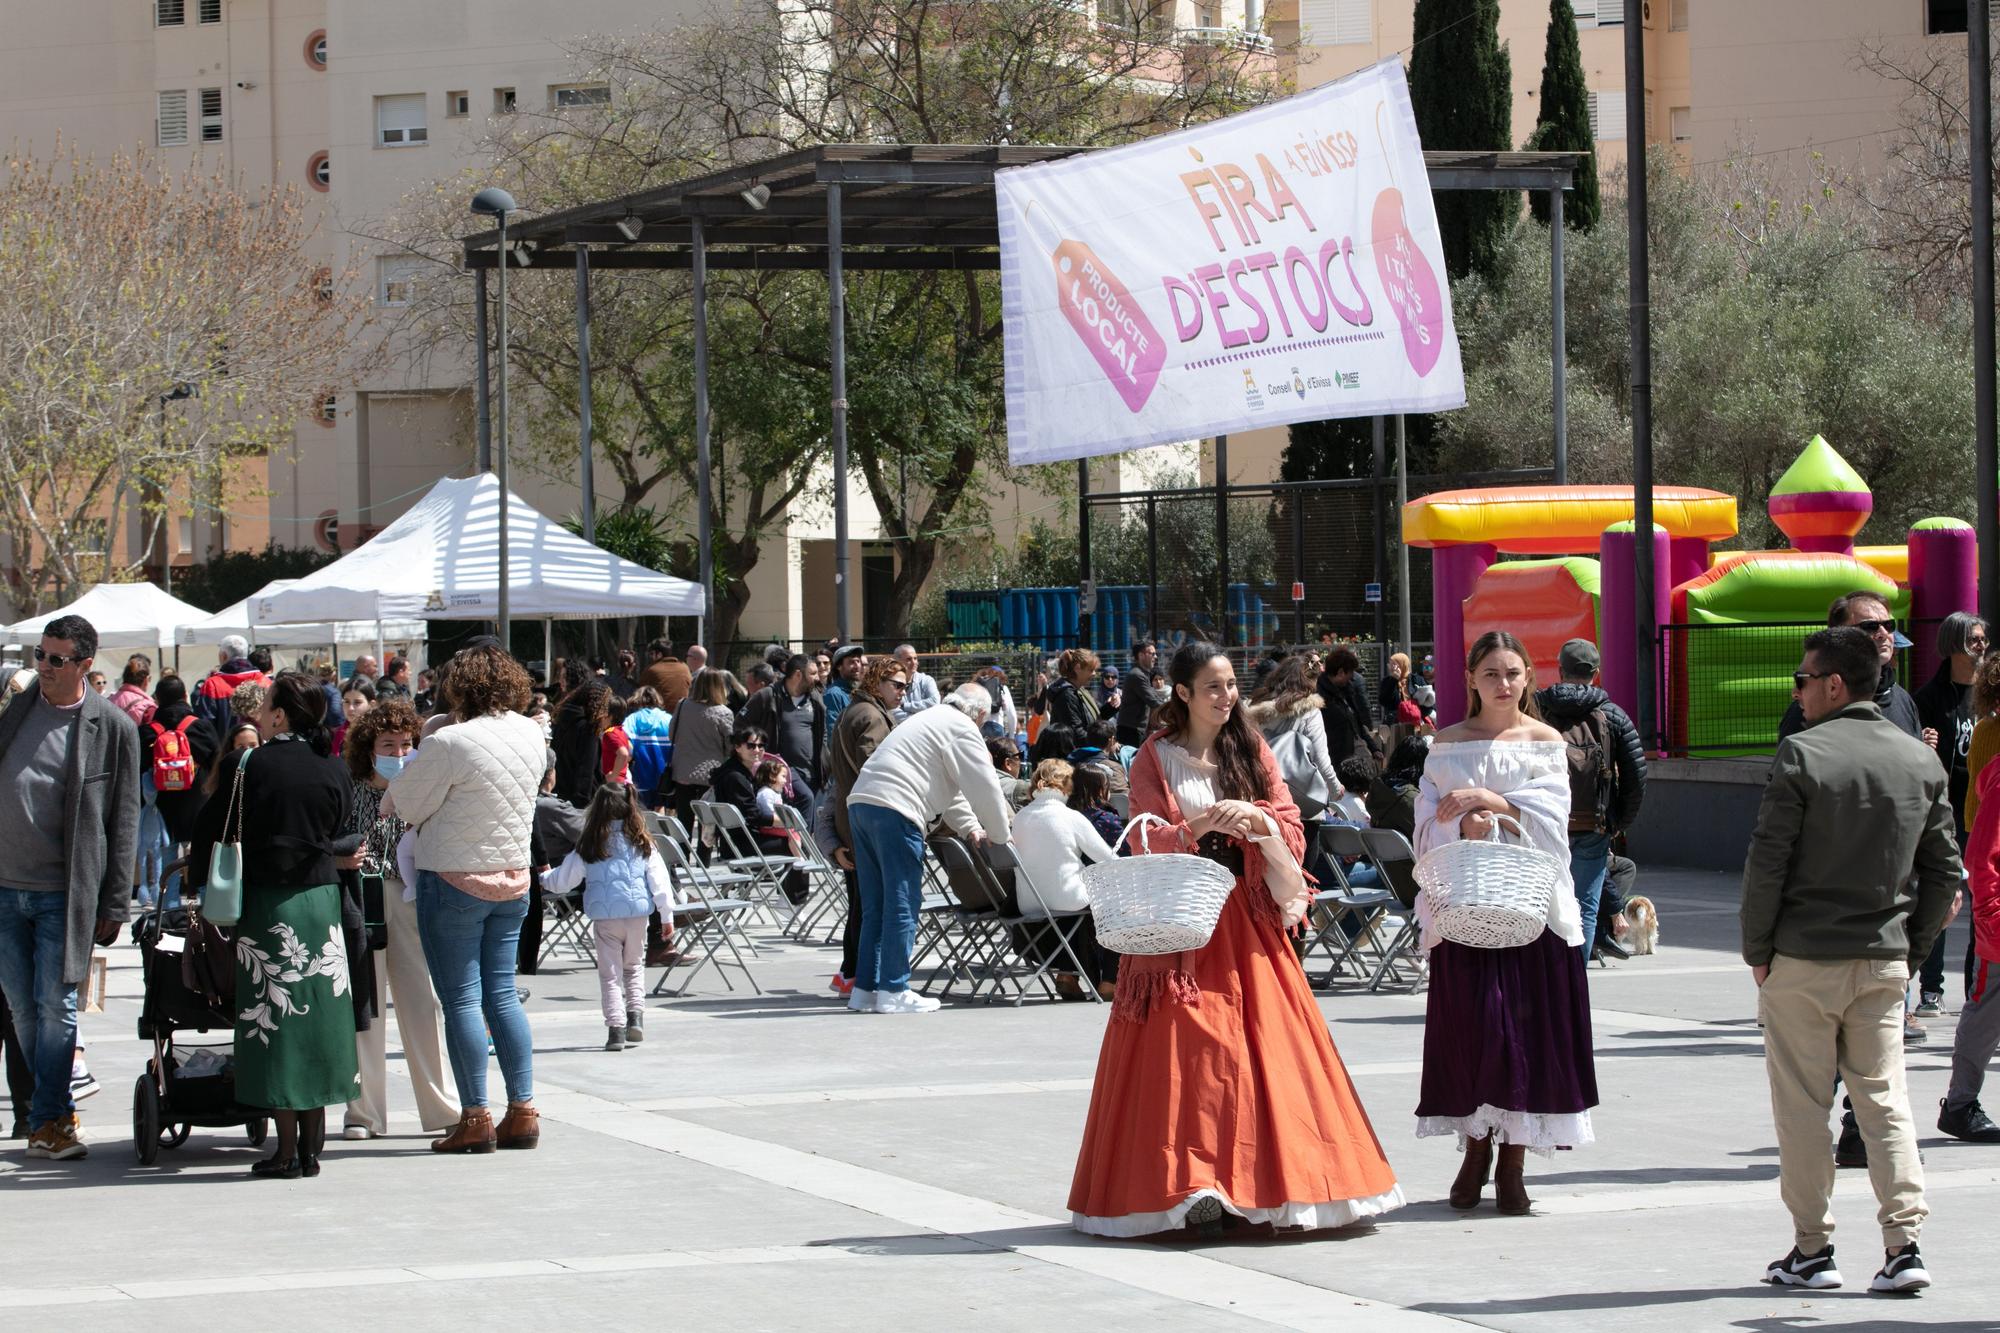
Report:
471,186,517,642
154,382,197,597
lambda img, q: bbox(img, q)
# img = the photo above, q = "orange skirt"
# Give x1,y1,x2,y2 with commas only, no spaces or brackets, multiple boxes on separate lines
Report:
1067,884,1403,1235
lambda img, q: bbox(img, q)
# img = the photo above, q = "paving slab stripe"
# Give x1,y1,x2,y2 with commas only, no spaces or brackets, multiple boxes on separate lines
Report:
530,1083,1474,1333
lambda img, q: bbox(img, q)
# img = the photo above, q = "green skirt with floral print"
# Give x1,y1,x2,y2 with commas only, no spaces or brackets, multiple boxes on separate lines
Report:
233,883,360,1111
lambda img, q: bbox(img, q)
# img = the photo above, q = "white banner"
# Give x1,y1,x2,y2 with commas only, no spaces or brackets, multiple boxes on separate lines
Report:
998,59,1464,465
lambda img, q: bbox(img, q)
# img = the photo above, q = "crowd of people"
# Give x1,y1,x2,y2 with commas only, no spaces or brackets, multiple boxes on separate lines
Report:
0,601,1993,1297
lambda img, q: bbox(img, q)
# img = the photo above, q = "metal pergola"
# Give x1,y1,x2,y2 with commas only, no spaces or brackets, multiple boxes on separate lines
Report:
462,142,1585,644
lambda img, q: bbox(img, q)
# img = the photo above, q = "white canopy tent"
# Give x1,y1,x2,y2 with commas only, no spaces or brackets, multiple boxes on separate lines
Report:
253,475,703,664
5,582,215,656
178,579,429,661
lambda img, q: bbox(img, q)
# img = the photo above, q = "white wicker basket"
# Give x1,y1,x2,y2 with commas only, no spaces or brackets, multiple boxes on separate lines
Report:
1412,814,1561,950
1082,813,1239,955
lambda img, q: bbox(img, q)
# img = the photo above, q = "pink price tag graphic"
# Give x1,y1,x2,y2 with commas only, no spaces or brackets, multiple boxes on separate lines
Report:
1370,187,1445,378
1027,196,1167,414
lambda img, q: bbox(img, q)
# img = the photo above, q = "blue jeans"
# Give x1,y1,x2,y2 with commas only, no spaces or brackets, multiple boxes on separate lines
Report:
135,786,174,909
850,803,926,994
414,871,533,1110
0,889,78,1128
1569,831,1612,955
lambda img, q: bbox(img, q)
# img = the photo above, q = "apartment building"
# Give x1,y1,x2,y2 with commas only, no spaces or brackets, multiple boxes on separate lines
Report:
0,0,1970,633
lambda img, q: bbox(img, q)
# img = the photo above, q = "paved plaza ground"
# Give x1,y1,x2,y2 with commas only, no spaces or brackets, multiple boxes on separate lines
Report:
5,866,1998,1331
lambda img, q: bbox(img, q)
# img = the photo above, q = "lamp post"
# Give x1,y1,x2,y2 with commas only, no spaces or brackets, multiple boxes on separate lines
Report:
471,187,517,643
153,382,197,597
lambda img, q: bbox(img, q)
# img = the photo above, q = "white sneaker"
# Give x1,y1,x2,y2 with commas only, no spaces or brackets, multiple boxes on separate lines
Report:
873,990,941,1014
343,1125,374,1141
847,989,877,1012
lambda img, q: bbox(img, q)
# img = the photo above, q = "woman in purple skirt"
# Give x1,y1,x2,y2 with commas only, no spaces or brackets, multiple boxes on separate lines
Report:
1413,631,1598,1215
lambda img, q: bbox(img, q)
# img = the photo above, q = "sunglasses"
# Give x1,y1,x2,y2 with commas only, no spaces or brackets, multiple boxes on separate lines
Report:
1792,670,1834,689
1852,619,1894,636
886,679,909,692
33,647,87,668
740,740,765,751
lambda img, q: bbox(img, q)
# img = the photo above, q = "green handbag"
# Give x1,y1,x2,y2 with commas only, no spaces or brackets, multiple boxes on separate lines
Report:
203,749,252,927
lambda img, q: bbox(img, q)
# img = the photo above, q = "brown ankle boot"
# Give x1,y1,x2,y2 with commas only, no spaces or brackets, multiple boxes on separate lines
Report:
1494,1144,1532,1215
431,1108,496,1154
1449,1134,1494,1210
495,1103,540,1150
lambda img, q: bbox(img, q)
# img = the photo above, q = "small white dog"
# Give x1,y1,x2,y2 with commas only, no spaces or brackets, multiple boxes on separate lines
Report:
1623,896,1659,955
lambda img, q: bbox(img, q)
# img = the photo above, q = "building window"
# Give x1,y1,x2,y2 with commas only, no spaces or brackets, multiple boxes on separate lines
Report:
74,518,108,557
311,266,333,302
199,88,223,142
551,83,610,110
1572,0,1625,27
1300,0,1371,44
1670,105,1691,143
304,29,327,69
198,0,221,23
306,149,330,190
157,90,189,146
378,256,423,306
315,394,339,424
446,90,469,118
375,93,427,147
1587,89,1627,141
493,87,517,114
1669,0,1688,30
156,0,185,26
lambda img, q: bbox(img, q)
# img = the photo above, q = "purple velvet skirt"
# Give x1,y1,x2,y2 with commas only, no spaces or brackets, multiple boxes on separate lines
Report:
1416,929,1599,1119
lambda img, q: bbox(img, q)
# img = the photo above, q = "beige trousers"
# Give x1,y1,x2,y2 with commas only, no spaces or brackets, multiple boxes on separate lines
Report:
346,878,460,1135
1758,954,1927,1252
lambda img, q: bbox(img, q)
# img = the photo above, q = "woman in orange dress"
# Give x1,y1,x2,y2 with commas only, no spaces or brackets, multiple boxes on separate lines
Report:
1068,642,1404,1236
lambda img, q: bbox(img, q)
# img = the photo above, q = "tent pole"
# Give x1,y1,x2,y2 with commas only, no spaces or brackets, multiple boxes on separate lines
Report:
375,619,385,676
828,181,851,643
692,214,715,640
544,618,553,681
575,245,597,547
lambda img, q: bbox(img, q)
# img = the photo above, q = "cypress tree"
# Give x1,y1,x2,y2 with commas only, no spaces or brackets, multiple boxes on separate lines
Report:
1526,0,1602,230
1407,0,1514,282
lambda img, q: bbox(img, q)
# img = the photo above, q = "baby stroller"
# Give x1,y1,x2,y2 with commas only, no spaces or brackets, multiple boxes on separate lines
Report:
131,859,268,1165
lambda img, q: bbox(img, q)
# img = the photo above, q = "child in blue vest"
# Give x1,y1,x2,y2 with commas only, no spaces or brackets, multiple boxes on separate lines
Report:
542,782,676,1050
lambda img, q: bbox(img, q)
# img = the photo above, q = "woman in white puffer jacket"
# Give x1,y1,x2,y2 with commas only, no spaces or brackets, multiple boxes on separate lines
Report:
387,645,547,1155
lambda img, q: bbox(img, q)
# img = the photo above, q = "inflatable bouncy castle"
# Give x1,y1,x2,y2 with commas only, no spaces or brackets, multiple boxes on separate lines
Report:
1404,435,1977,753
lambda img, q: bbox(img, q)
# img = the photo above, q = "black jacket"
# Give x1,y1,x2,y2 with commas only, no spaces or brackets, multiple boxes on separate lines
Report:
1534,682,1649,834
1912,663,1975,836
550,698,603,810
139,702,220,844
1778,663,1921,747
190,738,353,889
1317,671,1381,763
1044,677,1098,733
709,754,763,833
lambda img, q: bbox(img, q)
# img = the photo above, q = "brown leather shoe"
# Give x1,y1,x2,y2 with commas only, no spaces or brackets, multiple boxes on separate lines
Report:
1449,1134,1493,1210
495,1102,540,1150
431,1108,496,1154
1494,1144,1532,1215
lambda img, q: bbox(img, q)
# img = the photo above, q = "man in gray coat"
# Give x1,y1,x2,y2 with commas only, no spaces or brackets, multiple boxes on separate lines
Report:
1744,626,1959,1295
0,614,140,1161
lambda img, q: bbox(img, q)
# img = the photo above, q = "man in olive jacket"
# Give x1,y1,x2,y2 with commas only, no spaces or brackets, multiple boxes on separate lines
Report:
1744,626,1959,1295
0,615,140,1160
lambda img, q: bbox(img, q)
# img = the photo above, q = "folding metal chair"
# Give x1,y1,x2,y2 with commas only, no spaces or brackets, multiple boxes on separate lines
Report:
920,834,1017,1000
1305,823,1398,986
535,877,596,968
1357,828,1427,992
984,843,1103,1006
776,803,846,940
696,800,803,924
648,835,763,997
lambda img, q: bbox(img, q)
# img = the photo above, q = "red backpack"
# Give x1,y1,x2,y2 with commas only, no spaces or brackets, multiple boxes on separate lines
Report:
150,717,198,793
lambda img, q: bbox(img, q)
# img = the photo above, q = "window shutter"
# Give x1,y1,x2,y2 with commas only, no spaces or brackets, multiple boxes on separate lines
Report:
1597,0,1625,24
376,94,427,146
198,0,221,22
1590,90,1627,141
1670,0,1688,29
157,90,188,146
1302,0,1371,44
1573,0,1597,25
199,88,223,142
156,0,185,26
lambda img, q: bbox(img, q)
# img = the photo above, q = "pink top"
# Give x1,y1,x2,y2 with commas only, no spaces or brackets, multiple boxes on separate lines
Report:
444,868,531,901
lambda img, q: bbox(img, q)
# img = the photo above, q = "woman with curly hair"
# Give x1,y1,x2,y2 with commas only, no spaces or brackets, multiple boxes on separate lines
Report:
386,645,546,1154
337,697,458,1142
1044,648,1101,732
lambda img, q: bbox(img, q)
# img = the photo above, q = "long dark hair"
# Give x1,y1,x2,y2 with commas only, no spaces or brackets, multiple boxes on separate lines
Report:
1068,761,1111,813
1465,631,1543,721
268,670,333,757
578,782,653,862
1156,641,1272,803
1248,652,1317,713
